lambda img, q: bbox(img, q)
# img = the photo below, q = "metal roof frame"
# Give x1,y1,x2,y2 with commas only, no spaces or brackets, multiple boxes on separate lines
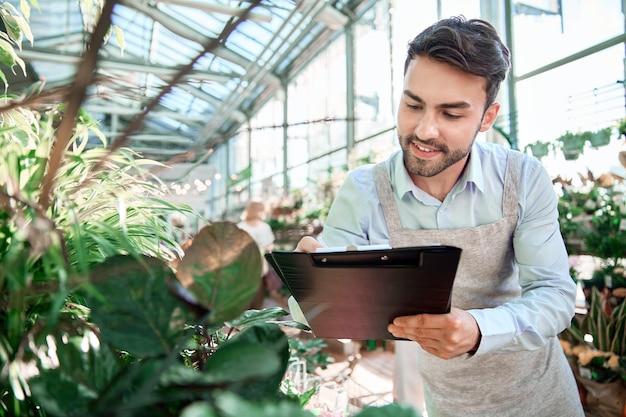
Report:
5,0,366,162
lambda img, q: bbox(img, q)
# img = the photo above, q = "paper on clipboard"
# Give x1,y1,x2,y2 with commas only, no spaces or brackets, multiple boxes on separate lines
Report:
265,245,462,340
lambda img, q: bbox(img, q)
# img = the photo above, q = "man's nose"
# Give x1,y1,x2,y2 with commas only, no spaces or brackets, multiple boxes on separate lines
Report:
415,111,439,140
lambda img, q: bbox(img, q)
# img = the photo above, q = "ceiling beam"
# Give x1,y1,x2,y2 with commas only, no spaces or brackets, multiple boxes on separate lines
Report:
17,48,237,83
200,0,330,145
83,104,209,123
129,146,196,156
119,0,280,88
157,0,272,22
126,134,195,144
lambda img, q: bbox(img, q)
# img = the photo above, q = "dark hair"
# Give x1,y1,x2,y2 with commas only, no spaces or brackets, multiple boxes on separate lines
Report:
404,15,511,108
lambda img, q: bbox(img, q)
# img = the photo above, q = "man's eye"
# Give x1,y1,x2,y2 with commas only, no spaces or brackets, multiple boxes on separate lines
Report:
406,103,421,110
444,112,461,119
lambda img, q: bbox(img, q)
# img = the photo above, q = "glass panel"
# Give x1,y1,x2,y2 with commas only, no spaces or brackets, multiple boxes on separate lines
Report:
513,0,623,76
250,96,285,181
516,45,625,182
288,34,348,160
353,3,395,142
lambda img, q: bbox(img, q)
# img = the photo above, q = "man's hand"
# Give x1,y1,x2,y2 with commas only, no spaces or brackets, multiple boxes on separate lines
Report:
387,307,481,359
295,236,323,252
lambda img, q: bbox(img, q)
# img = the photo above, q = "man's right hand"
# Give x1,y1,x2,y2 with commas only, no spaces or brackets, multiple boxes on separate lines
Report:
294,236,323,252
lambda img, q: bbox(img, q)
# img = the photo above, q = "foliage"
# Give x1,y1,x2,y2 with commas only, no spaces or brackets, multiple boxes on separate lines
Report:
559,179,626,387
588,127,612,148
562,287,626,383
524,140,550,158
0,3,419,416
556,131,587,160
289,338,334,373
558,184,626,263
0,0,33,87
619,118,626,138
584,200,626,265
554,125,616,160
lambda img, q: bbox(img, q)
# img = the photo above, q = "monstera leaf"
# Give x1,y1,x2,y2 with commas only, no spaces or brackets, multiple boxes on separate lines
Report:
85,254,192,358
175,222,262,324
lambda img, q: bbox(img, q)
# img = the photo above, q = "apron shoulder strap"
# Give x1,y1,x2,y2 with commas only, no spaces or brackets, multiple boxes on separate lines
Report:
374,162,403,233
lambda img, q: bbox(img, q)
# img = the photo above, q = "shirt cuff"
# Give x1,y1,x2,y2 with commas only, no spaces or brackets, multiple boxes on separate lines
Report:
467,308,517,355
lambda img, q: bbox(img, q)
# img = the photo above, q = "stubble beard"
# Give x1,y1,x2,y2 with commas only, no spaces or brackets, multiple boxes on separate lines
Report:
400,134,474,178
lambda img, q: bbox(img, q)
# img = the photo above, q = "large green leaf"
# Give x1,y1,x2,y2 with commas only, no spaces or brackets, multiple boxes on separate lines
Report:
204,340,282,383
610,301,626,355
212,391,314,417
229,306,288,327
175,222,262,324
23,316,122,417
85,254,193,358
209,324,290,401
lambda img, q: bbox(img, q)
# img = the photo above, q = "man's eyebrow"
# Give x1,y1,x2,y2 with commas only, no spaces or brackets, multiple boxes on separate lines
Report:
403,89,471,109
439,101,471,109
403,89,423,103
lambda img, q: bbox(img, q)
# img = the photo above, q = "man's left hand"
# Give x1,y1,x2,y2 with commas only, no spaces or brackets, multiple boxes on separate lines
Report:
387,307,481,359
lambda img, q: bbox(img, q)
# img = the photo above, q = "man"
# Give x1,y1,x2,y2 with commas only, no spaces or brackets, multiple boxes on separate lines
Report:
296,16,584,417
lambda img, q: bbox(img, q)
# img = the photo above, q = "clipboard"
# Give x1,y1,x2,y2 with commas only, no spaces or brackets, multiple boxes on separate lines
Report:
265,245,462,340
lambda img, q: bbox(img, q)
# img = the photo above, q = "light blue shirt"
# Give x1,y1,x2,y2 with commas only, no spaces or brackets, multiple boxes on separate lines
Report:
319,141,576,353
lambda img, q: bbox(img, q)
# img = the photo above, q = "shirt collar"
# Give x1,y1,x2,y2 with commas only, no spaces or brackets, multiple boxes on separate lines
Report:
462,143,485,193
390,150,415,199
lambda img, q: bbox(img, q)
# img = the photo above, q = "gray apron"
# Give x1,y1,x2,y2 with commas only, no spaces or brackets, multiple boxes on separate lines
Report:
374,151,583,417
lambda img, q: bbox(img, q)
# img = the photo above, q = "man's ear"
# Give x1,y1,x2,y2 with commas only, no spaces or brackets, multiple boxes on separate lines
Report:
479,102,500,132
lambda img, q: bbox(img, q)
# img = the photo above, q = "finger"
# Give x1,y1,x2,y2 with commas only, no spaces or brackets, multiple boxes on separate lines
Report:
391,314,422,327
388,326,454,358
294,236,323,252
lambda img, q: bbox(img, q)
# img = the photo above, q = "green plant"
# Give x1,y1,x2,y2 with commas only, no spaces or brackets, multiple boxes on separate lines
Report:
584,201,626,264
0,3,419,416
0,115,332,416
618,118,626,138
563,287,626,383
524,140,550,158
558,186,598,254
588,127,612,148
289,338,334,374
556,131,587,160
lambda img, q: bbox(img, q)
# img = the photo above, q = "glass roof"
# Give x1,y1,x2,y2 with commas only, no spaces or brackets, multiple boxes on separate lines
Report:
5,0,368,162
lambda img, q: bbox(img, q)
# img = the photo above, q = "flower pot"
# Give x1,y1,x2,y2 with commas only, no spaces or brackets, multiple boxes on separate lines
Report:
557,132,586,160
589,128,612,148
526,142,549,158
565,354,626,417
563,148,582,160
575,375,626,417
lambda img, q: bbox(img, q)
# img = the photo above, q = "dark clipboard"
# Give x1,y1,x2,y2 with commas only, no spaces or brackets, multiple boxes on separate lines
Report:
265,245,462,340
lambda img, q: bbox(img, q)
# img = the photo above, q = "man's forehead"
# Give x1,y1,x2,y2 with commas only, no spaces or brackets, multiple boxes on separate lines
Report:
403,57,488,105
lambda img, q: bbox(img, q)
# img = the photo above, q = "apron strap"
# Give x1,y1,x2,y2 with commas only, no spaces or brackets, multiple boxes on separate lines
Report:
374,162,403,233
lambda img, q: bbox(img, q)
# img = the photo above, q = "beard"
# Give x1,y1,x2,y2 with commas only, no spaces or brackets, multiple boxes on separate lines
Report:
400,133,476,178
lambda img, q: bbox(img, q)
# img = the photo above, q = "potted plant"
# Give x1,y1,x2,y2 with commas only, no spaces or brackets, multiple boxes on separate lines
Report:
0,3,419,416
556,131,587,160
0,74,421,417
524,140,551,158
588,127,613,148
559,175,626,416
560,287,626,417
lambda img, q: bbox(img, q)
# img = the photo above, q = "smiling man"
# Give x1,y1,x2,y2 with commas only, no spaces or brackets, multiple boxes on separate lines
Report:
296,15,584,417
